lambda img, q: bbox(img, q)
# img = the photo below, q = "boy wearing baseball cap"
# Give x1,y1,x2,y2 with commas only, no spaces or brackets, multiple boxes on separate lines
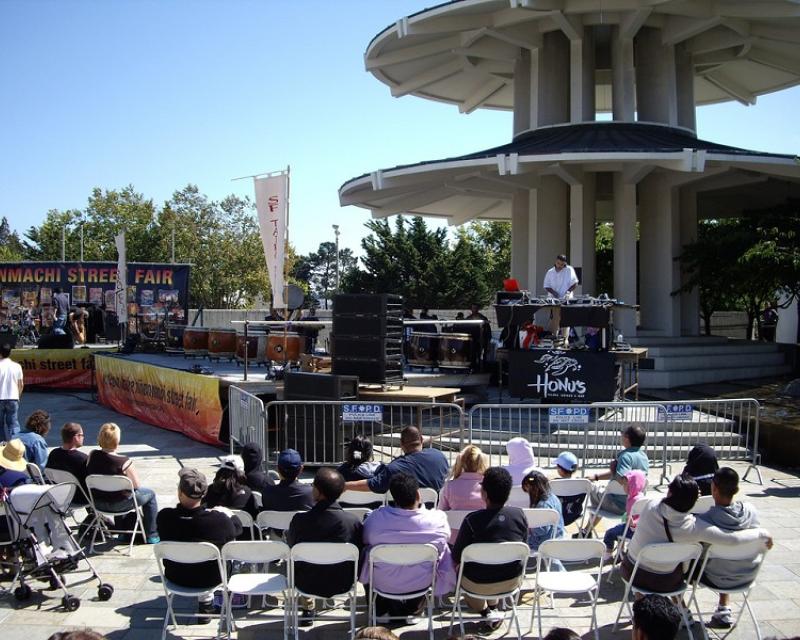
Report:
261,448,313,512
552,451,584,527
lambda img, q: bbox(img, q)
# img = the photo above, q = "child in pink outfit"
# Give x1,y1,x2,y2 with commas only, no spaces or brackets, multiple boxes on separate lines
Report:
602,469,647,560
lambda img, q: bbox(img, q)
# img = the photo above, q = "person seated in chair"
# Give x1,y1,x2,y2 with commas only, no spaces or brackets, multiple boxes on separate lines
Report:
86,422,160,544
451,467,528,630
260,448,313,511
632,594,681,640
46,422,88,496
287,467,363,626
18,409,51,471
360,473,455,621
157,468,242,623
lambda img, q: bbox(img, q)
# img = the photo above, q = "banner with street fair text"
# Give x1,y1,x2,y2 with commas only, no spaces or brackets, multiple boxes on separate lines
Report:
254,173,288,308
12,348,95,389
95,354,222,445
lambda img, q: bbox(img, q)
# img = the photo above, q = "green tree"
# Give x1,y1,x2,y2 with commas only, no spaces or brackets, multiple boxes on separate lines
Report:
0,217,24,261
293,241,357,308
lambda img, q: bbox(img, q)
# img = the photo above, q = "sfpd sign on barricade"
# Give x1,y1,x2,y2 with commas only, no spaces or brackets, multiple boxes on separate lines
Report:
548,407,590,424
658,403,694,421
342,403,383,422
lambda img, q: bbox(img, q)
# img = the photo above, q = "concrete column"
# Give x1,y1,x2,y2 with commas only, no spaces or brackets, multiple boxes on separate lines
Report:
570,173,597,294
611,27,635,122
639,174,680,335
675,43,696,133
536,31,570,127
570,27,596,123
511,190,531,289
679,188,700,335
513,49,532,137
530,176,569,292
613,173,637,336
635,27,678,126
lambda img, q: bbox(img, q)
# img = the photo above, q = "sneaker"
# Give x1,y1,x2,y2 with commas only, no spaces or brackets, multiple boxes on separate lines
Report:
482,607,504,631
299,609,315,627
375,613,391,624
601,549,614,564
195,601,215,625
708,606,733,629
146,535,160,544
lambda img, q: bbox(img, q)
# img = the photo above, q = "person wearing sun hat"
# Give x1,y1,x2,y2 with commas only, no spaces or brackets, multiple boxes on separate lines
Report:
0,439,29,490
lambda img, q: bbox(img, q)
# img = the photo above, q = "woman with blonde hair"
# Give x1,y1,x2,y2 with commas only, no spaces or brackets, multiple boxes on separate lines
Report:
86,422,160,544
439,444,487,512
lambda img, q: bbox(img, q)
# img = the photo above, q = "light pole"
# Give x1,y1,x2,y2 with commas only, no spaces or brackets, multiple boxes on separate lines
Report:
79,220,84,262
332,224,340,296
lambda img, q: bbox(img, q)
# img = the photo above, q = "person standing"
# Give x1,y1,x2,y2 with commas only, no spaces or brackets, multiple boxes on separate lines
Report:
0,342,24,442
53,288,70,335
543,254,579,339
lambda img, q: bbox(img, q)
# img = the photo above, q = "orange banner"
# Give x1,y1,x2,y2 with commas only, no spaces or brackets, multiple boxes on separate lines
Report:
12,349,95,389
94,354,222,445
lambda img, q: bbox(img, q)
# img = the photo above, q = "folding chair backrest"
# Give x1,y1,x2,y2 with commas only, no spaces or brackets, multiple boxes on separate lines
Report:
26,463,46,485
540,538,605,564
445,510,472,531
419,487,438,509
706,539,768,562
222,539,289,565
523,507,560,530
256,509,300,532
231,509,256,535
45,468,91,504
86,473,135,494
550,478,592,498
690,494,714,514
252,490,263,509
461,541,530,569
629,496,651,517
602,479,628,497
339,489,387,506
268,470,281,484
342,507,371,521
638,542,703,567
370,542,439,567
507,487,529,508
155,540,221,565
291,541,359,565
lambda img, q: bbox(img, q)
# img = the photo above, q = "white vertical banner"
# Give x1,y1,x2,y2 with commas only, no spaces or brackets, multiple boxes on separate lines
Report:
254,172,288,308
114,232,127,325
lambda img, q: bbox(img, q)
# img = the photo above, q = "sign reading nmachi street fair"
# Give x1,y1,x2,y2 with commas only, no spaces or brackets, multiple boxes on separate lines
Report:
342,404,383,422
509,349,616,402
549,406,590,424
12,348,95,389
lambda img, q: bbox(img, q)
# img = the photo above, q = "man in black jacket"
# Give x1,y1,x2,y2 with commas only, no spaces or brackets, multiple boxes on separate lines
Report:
262,448,314,511
452,466,528,629
287,467,363,625
156,467,242,622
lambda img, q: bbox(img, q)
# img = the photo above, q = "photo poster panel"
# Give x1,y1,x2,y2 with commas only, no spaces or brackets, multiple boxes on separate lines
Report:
0,262,191,330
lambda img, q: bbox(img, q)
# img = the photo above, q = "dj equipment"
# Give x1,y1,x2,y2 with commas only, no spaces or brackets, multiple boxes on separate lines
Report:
37,333,74,350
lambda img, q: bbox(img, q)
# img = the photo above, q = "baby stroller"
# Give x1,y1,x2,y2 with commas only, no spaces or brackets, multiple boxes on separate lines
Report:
1,483,113,610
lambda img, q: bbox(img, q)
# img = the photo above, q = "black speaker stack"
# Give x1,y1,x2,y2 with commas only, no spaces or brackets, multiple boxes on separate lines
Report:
331,293,404,385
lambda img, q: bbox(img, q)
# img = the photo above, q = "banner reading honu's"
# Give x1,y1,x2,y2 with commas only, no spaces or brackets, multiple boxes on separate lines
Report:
95,354,222,445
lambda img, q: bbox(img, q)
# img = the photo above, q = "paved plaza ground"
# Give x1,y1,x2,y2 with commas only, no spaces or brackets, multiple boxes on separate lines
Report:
2,387,800,639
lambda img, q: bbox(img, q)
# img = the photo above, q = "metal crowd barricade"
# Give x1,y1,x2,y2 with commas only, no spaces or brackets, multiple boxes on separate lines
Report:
228,385,268,469
652,398,762,485
264,400,466,467
468,402,670,484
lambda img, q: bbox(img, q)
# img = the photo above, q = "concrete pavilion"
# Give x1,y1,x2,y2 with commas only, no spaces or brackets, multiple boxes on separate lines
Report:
339,0,800,339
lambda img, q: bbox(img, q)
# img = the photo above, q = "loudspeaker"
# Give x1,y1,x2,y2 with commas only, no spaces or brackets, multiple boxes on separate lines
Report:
37,333,74,349
284,372,359,401
332,293,402,316
332,357,403,382
332,314,403,337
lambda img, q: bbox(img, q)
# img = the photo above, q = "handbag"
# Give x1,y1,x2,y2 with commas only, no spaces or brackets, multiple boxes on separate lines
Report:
621,516,685,593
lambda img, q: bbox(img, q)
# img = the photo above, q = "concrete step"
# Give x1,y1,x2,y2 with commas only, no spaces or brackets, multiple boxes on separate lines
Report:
640,364,793,390
647,351,785,370
628,335,729,346
642,343,781,358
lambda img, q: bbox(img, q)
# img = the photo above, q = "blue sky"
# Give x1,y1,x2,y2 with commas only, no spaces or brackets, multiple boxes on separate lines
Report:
1,0,798,259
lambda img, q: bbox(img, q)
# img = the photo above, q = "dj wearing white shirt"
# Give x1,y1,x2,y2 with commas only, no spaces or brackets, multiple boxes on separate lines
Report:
543,254,579,339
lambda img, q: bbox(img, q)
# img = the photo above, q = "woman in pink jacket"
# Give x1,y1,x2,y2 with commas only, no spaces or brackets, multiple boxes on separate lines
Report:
439,444,487,512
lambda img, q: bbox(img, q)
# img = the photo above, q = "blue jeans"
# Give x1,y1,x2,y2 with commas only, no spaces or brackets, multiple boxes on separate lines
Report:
0,400,20,442
54,316,67,335
95,487,159,538
603,522,633,551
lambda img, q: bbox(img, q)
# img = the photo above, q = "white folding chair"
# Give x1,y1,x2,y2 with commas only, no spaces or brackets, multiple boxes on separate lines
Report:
444,510,472,533
550,477,592,530
613,542,704,636
689,539,770,640
153,541,227,640
507,486,529,508
419,487,439,509
252,490,263,510
522,508,561,560
85,474,145,555
606,497,652,583
256,510,302,541
368,543,439,640
26,463,46,485
222,540,291,639
342,507,371,521
585,479,628,536
449,542,530,640
691,494,715,515
289,542,360,640
44,467,93,542
339,489,387,507
532,539,606,640
231,509,258,540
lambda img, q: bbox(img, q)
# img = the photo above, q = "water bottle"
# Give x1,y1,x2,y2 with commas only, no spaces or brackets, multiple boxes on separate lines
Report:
617,333,624,343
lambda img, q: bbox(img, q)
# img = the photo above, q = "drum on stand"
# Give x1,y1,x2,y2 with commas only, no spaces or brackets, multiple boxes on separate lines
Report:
438,333,473,370
236,329,268,365
166,323,185,352
408,332,439,368
183,327,209,357
208,328,236,360
267,332,303,362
